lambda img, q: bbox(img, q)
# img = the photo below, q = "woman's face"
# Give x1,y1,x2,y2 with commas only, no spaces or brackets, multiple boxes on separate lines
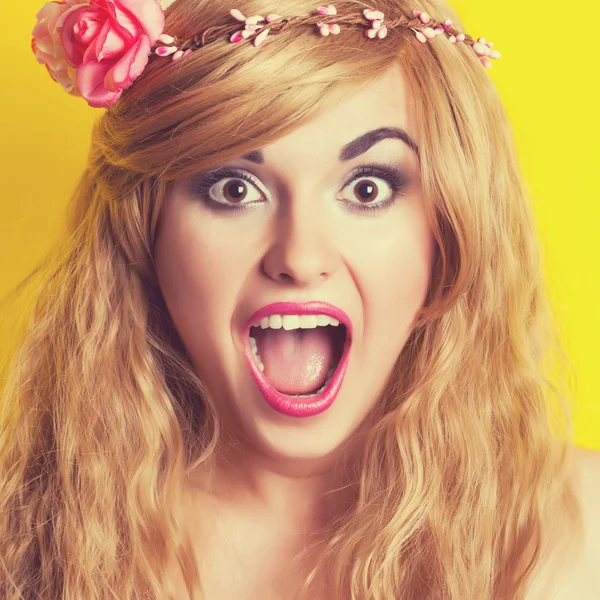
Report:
155,63,436,465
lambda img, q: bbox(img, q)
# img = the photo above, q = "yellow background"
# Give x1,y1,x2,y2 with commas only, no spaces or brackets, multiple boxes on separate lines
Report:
1,1,598,450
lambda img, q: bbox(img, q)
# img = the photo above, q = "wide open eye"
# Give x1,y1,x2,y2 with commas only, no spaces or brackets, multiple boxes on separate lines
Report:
341,175,394,206
194,168,264,209
193,162,409,213
338,163,409,212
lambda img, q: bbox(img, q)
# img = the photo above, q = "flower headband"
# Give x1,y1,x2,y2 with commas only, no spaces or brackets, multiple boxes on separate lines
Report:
31,0,501,109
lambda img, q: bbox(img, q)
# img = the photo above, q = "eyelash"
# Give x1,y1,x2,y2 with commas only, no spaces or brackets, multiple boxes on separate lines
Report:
193,162,409,214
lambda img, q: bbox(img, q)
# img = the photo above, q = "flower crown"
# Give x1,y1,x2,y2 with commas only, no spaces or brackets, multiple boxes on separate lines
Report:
31,0,501,109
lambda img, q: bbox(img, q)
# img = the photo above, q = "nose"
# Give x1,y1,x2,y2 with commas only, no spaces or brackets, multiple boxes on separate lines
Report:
261,196,341,287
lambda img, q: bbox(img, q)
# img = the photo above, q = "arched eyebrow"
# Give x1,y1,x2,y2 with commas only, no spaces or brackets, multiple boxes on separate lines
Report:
241,127,420,164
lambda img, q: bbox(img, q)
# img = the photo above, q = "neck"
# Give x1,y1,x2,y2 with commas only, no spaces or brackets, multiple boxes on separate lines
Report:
184,434,360,536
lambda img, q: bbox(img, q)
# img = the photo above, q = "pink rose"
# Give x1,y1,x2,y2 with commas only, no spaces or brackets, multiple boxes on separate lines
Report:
32,0,165,108
31,1,85,97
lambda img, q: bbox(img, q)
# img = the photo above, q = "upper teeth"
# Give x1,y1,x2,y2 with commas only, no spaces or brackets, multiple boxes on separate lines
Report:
252,314,341,331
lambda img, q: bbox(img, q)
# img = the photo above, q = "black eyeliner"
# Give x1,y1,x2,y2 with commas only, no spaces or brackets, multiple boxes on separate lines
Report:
342,162,409,214
192,161,410,213
193,167,260,212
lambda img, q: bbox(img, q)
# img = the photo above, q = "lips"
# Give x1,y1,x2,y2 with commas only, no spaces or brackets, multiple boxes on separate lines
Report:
242,301,353,417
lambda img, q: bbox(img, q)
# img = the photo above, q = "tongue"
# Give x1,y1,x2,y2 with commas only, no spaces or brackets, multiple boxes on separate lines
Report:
252,327,334,395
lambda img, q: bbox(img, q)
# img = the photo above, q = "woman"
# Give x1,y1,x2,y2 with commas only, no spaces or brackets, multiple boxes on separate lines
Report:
1,0,596,598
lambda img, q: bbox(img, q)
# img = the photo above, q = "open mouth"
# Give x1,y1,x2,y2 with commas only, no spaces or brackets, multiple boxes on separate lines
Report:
248,321,347,399
242,305,353,417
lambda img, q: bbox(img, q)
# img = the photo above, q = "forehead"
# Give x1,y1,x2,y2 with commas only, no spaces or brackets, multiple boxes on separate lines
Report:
260,62,416,162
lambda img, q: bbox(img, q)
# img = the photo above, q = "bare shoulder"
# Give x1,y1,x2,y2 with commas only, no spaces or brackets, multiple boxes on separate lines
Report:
573,445,600,550
571,446,600,543
527,445,600,599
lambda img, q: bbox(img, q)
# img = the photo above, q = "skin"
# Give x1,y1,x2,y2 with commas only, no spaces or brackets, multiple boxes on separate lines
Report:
155,62,436,595
525,447,600,600
154,62,600,599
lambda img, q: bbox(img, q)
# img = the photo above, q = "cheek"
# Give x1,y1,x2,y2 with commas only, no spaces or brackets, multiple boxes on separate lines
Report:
155,219,243,364
356,215,434,332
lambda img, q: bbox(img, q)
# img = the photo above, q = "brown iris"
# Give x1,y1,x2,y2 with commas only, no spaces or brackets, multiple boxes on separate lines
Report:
222,179,248,204
354,180,379,204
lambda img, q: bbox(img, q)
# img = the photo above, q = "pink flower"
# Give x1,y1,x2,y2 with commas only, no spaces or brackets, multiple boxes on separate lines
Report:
31,1,84,97
317,22,341,36
31,0,165,108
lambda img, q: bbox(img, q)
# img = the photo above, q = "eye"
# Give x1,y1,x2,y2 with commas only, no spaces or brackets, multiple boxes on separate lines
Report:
194,168,264,210
338,163,409,213
193,162,409,213
340,174,393,207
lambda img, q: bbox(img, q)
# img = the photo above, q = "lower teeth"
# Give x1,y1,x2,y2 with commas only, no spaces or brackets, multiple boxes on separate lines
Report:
287,369,335,398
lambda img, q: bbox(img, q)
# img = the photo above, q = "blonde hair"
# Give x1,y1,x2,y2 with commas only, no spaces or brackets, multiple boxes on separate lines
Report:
0,0,584,598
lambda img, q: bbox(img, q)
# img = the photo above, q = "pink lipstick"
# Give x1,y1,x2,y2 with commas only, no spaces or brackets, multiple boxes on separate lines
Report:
242,301,353,417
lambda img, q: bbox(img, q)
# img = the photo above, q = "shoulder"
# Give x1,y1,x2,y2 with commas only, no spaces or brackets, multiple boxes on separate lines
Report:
565,446,600,594
571,446,600,543
527,445,600,599
572,446,600,558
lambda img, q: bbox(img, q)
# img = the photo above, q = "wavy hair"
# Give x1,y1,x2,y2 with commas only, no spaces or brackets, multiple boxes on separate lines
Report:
0,0,584,598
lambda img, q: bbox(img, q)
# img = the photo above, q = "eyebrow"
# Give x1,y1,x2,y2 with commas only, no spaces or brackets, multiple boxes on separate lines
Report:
240,126,420,164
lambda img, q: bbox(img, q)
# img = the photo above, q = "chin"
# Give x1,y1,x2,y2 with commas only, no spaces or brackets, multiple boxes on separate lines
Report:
230,387,369,470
